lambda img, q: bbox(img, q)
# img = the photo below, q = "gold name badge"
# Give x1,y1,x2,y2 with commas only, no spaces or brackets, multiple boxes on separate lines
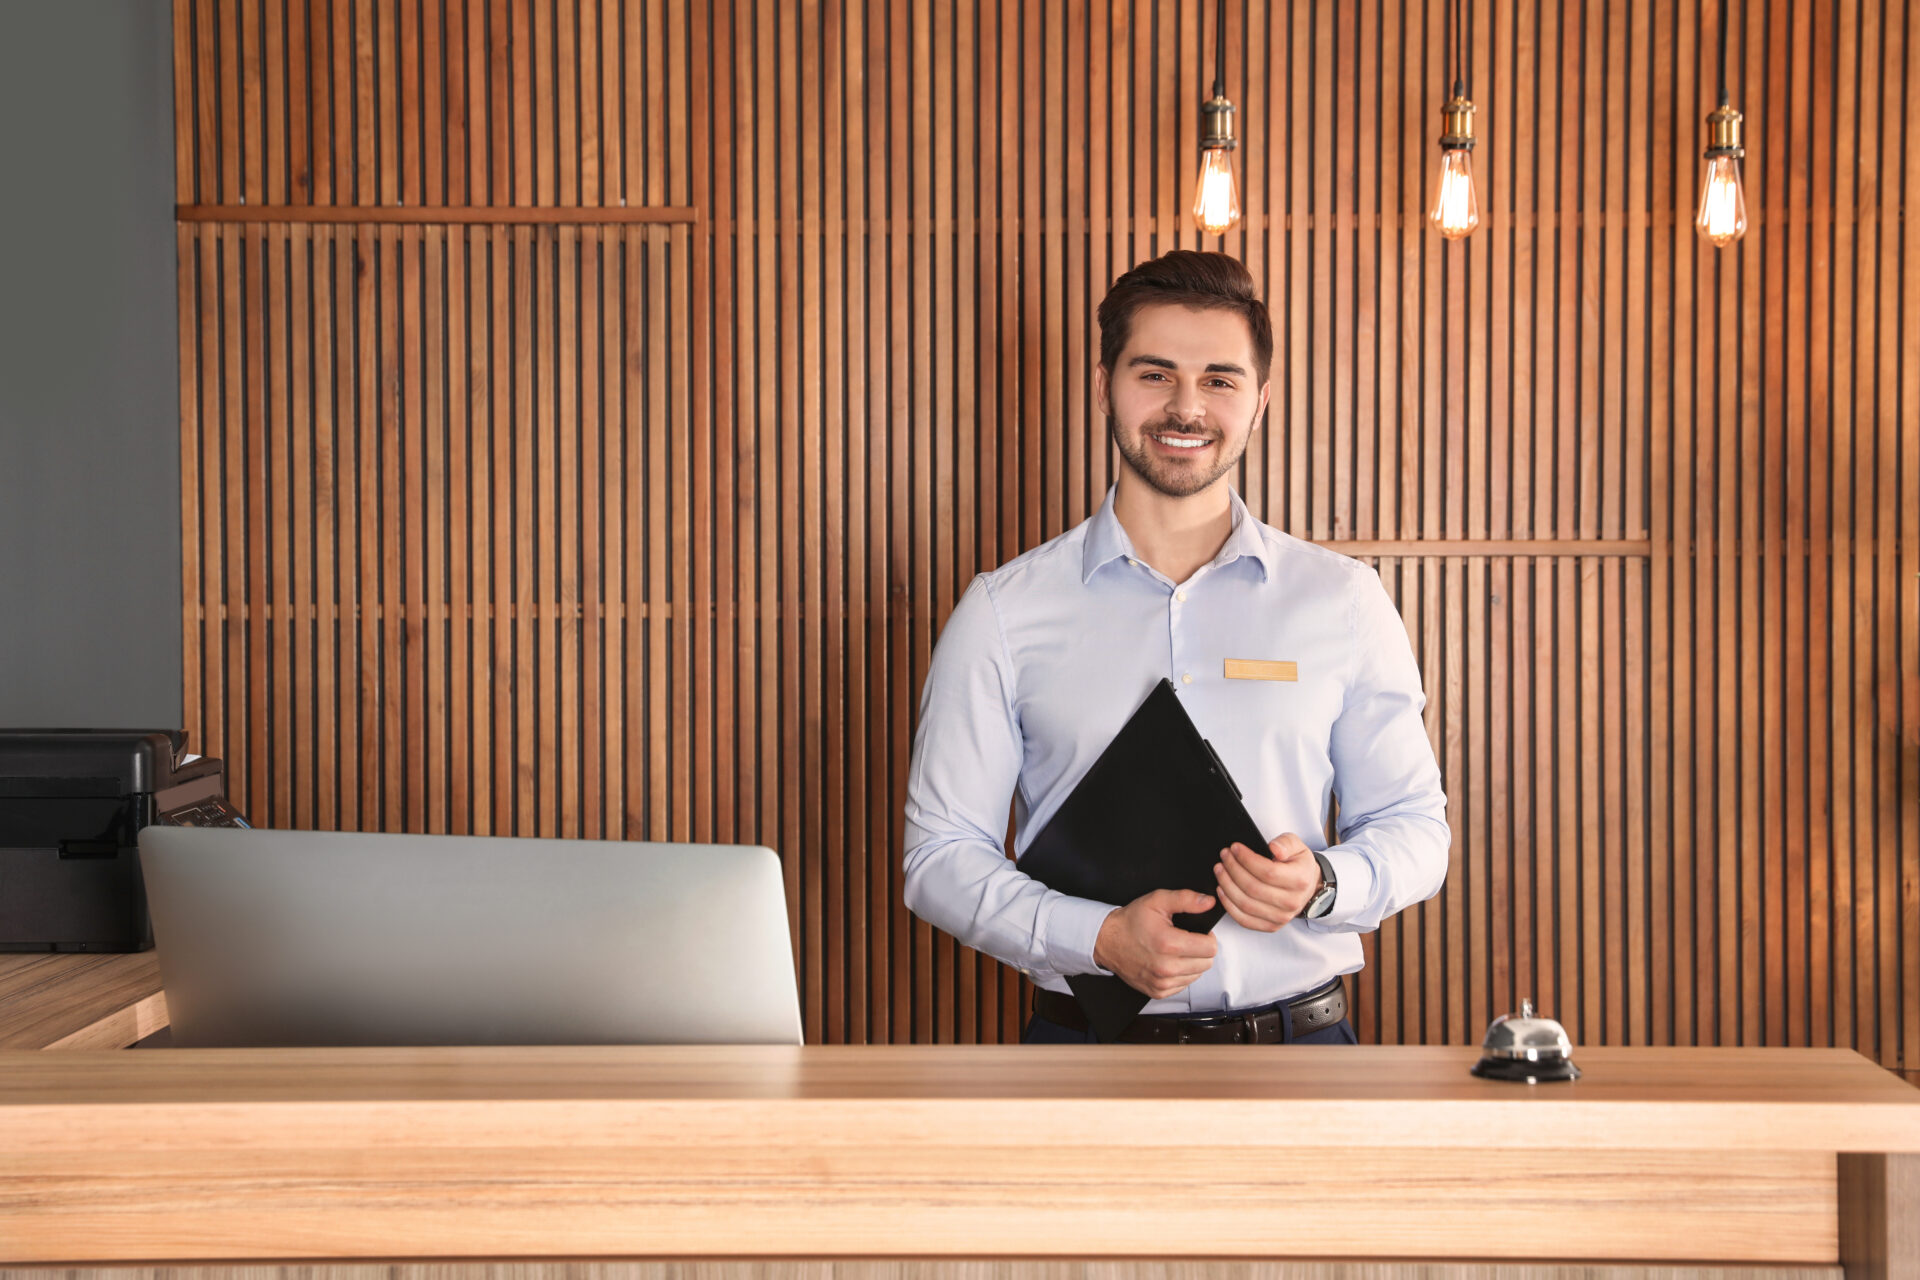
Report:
1223,659,1298,682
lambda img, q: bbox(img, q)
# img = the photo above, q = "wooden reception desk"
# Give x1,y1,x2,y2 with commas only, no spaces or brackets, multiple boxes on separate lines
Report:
1,1039,1917,1275
0,950,166,1051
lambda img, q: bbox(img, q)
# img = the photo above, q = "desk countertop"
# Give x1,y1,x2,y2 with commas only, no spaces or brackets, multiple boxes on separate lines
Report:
4,1043,1919,1151
2,1044,1917,1269
0,950,165,1049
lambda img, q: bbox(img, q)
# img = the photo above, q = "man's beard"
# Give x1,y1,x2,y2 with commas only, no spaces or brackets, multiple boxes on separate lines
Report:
1108,414,1249,498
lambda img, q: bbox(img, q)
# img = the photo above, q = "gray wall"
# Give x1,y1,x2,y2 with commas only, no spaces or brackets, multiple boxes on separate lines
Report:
0,2,181,728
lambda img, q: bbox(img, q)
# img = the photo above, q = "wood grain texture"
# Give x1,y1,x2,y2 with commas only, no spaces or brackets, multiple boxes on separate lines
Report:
0,1264,1855,1280
0,1147,1840,1265
4,1046,1917,1266
5,1045,1919,1137
170,1,1920,1060
1838,1153,1920,1280
0,954,165,1051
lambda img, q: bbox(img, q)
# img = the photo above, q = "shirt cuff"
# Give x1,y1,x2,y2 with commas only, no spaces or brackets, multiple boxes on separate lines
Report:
1311,846,1377,929
1041,894,1117,976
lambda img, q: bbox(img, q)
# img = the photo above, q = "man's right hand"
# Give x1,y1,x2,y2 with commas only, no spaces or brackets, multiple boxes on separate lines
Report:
1091,889,1219,999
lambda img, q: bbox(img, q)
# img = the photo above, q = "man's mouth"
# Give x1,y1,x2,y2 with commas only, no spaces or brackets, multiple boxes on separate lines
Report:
1150,432,1213,451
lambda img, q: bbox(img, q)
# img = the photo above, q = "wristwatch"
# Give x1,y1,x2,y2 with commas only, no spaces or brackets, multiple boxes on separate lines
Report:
1304,851,1337,919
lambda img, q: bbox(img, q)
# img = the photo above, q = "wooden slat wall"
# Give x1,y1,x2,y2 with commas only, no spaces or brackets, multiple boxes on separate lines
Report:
173,0,1920,1065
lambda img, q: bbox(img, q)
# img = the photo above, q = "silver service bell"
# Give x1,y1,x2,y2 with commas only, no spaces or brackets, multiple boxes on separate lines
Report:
1470,997,1581,1083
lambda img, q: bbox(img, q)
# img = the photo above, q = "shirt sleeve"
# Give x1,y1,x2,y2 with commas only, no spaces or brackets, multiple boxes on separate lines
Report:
1307,566,1453,932
901,576,1117,982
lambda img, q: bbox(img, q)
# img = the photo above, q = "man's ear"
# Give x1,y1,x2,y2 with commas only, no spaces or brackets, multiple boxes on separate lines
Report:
1254,380,1272,430
1094,363,1111,418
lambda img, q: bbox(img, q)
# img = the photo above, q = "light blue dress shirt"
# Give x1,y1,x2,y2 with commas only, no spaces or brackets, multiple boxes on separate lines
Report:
902,484,1451,1014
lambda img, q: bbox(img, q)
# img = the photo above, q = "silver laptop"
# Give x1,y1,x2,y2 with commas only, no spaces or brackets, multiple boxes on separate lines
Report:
137,828,804,1047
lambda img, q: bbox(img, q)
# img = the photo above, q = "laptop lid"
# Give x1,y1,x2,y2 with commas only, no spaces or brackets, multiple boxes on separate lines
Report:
137,828,804,1047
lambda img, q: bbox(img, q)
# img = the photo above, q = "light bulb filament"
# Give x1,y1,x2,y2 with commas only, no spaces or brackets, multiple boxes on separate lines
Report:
1429,149,1479,240
1695,154,1748,247
1193,148,1241,236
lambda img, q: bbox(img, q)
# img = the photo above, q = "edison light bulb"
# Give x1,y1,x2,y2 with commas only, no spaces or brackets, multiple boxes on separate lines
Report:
1430,149,1479,240
1695,154,1748,247
1193,147,1240,236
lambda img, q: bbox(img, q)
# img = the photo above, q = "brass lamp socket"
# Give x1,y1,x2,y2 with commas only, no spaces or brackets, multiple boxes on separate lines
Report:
1704,102,1745,159
1200,95,1238,151
1439,95,1476,151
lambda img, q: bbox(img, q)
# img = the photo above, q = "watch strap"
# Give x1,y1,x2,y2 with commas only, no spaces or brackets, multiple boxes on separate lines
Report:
1305,851,1337,919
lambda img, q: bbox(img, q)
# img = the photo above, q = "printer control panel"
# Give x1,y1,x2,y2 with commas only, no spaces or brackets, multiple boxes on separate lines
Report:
153,771,250,829
158,798,250,828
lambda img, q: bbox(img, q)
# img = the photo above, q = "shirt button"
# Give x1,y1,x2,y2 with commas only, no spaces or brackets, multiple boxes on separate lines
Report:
1175,590,1187,602
1181,673,1192,685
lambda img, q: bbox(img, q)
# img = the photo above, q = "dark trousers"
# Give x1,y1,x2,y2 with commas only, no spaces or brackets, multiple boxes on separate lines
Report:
1020,1011,1359,1045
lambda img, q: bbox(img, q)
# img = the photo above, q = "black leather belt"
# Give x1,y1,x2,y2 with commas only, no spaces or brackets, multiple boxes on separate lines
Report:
1033,976,1348,1044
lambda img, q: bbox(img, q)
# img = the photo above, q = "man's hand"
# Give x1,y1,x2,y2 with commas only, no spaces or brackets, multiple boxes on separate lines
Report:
1092,889,1219,999
1212,833,1321,932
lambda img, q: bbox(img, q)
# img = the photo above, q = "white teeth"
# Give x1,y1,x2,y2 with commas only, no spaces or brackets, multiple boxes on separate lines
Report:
1153,434,1209,450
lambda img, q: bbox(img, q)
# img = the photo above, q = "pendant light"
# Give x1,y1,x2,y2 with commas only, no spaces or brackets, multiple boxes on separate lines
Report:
1696,0,1748,247
1429,0,1479,240
1192,0,1240,237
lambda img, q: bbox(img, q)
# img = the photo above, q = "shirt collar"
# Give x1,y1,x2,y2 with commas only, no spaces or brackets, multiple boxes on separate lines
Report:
1080,487,1135,583
1080,486,1272,584
1218,488,1273,581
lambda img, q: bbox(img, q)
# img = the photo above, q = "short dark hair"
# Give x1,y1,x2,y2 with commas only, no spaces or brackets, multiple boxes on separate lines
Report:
1097,250,1273,384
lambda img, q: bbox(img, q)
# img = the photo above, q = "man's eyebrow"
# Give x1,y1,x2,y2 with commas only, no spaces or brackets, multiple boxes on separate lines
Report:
1124,354,1248,377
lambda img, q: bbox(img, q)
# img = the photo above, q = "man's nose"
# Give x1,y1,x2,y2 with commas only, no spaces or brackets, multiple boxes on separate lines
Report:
1166,381,1206,424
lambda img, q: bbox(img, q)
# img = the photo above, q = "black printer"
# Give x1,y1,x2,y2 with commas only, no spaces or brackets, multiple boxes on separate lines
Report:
0,730,248,952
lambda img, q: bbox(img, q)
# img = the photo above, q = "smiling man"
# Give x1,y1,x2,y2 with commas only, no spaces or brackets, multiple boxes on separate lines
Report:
902,250,1450,1044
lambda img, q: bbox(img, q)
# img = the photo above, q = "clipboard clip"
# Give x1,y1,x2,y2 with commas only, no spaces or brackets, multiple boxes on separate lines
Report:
1199,738,1242,799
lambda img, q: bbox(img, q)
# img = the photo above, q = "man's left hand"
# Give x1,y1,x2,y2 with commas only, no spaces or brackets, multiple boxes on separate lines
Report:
1212,833,1320,932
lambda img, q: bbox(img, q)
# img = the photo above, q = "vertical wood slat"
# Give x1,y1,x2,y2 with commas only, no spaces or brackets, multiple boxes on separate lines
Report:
1903,0,1920,1078
932,0,958,1044
1838,0,1867,1056
267,225,291,832
819,0,847,1044
173,0,1919,1063
889,0,913,1047
175,222,202,834
1873,0,1907,1072
355,223,379,832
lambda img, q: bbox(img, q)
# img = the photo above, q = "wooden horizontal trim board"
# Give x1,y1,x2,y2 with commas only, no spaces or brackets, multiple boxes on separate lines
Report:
3,1045,1916,1266
1339,539,1654,557
176,204,699,225
691,208,1902,236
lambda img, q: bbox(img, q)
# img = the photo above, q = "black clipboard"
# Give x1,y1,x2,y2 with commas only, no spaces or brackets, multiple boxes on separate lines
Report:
1014,678,1270,1041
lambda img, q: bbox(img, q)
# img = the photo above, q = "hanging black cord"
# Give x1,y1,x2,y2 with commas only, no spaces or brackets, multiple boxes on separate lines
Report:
1465,0,1472,97
1213,0,1227,98
1449,0,1464,100
1717,0,1730,105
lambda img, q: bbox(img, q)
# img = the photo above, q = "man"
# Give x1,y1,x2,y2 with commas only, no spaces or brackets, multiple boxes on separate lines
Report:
902,250,1450,1045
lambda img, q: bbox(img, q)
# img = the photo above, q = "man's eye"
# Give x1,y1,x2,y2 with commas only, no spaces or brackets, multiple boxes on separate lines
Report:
1207,379,1234,389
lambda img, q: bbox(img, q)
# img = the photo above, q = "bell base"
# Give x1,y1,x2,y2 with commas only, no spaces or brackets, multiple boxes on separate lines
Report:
1470,1054,1582,1084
